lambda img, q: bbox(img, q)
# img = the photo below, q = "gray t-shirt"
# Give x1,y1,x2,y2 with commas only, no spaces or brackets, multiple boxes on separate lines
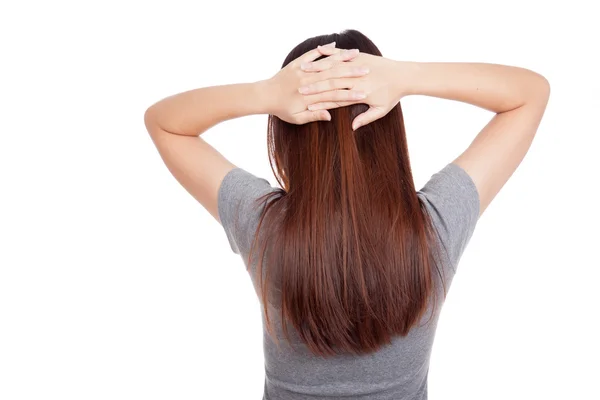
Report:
218,162,480,400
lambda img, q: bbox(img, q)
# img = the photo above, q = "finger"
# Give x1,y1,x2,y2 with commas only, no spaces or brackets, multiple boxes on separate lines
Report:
295,109,332,124
352,107,386,130
307,101,356,111
304,60,368,82
303,89,367,104
299,78,353,94
301,49,359,72
299,77,364,95
299,42,336,63
316,43,340,56
300,67,369,90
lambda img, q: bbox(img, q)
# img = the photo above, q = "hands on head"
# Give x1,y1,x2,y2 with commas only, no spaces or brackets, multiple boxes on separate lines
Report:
266,42,405,130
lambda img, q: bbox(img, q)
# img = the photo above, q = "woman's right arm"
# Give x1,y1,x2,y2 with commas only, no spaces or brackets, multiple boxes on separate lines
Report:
401,62,551,216
300,55,550,217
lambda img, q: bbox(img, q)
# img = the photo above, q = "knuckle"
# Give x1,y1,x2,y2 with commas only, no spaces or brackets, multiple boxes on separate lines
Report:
335,90,346,100
345,66,358,77
339,67,351,77
299,76,310,86
304,96,315,106
343,49,358,59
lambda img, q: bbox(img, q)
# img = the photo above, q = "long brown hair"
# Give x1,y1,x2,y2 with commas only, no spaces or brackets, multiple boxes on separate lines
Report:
248,29,446,357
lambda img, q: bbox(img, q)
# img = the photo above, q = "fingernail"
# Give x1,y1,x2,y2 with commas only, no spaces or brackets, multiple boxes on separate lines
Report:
301,62,311,70
354,92,366,100
308,104,316,111
324,41,336,47
344,48,359,55
358,67,370,74
298,86,310,94
324,112,331,121
353,122,361,130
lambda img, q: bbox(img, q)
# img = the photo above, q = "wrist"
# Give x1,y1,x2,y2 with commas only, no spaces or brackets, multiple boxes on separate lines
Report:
393,60,422,97
253,79,278,115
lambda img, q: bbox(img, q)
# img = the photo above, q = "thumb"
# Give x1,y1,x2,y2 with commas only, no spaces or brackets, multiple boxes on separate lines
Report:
352,107,385,130
315,110,332,122
295,109,331,124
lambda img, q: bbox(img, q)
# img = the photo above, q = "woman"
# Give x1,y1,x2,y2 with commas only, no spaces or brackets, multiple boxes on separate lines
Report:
144,30,549,400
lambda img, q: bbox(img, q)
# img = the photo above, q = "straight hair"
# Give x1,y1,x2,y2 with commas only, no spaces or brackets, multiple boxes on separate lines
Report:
248,29,447,357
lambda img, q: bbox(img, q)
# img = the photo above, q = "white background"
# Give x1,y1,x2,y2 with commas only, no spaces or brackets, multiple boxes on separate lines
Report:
1,1,598,399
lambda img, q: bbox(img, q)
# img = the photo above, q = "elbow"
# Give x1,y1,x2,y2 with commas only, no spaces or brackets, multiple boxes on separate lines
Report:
533,72,551,104
144,106,157,127
143,106,166,139
144,106,163,135
517,72,550,111
504,72,550,114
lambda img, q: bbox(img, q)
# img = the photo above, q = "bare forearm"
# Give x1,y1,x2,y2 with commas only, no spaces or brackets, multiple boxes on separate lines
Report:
400,61,550,113
144,81,273,136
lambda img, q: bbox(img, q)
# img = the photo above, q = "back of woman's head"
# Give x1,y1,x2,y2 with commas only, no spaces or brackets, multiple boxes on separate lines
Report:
251,29,445,357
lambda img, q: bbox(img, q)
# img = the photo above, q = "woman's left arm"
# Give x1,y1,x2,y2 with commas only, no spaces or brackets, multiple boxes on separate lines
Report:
144,82,277,222
144,44,369,222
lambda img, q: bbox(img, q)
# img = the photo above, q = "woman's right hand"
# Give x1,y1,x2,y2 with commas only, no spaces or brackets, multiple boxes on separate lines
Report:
299,52,408,130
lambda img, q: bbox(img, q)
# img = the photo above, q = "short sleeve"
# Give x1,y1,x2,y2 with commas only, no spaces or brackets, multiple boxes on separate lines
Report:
217,168,277,255
416,163,480,275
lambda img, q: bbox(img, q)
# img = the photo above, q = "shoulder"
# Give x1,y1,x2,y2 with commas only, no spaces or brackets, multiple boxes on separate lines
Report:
417,163,480,272
217,168,279,255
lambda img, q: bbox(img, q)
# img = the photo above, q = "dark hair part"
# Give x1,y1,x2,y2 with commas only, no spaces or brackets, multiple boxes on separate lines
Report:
248,29,447,357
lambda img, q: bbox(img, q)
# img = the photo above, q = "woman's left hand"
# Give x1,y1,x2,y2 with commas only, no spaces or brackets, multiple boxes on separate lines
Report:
264,42,370,124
